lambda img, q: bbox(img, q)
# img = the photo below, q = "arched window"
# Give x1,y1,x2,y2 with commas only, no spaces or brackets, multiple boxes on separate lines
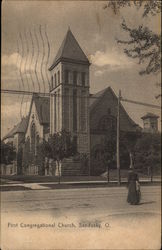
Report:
31,123,36,154
92,144,104,161
94,148,104,161
98,115,116,131
35,134,40,156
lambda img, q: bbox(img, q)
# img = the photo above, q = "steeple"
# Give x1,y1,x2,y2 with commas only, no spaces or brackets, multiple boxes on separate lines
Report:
49,29,90,71
49,28,90,162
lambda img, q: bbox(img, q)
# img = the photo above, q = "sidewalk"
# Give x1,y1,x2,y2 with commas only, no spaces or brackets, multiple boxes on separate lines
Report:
0,178,161,191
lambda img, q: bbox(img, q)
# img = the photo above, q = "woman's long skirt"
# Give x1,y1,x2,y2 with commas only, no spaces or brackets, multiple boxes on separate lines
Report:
127,181,140,205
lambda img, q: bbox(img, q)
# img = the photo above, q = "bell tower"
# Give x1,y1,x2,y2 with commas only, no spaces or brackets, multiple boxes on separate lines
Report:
49,28,90,155
141,113,159,133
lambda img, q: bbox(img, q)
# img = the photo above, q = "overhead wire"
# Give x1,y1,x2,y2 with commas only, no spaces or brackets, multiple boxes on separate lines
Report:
121,98,161,110
1,89,161,110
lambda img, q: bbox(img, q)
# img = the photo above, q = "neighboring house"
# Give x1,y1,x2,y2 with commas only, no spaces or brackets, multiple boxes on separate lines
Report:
2,116,28,175
3,116,29,151
141,112,159,133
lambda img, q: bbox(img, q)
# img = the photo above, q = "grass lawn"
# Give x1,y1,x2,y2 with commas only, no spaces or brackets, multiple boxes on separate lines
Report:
0,186,32,191
1,169,160,185
0,175,105,184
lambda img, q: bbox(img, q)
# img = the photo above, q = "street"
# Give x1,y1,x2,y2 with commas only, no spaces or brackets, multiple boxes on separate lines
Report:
1,185,161,250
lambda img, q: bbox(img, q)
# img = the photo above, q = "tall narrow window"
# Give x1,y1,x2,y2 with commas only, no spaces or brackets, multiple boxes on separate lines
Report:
73,71,77,85
81,72,86,86
54,93,56,132
57,90,60,131
31,123,36,154
64,88,69,131
51,76,53,90
73,136,77,153
81,90,86,131
65,70,69,84
54,73,57,87
73,89,77,131
58,71,60,84
35,134,40,156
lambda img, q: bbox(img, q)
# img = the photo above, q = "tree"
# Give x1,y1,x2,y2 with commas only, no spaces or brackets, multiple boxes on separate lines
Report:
22,138,31,174
94,130,141,178
0,140,16,165
134,133,161,177
36,139,52,175
104,1,161,18
117,21,160,76
48,130,77,184
17,146,23,175
120,131,142,168
104,1,161,95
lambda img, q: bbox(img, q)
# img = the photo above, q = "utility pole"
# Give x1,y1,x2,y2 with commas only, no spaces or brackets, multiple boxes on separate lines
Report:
129,152,133,169
117,90,121,185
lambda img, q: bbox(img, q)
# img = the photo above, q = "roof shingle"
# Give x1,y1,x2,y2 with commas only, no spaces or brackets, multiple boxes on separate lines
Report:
49,29,90,70
3,116,28,140
33,96,50,124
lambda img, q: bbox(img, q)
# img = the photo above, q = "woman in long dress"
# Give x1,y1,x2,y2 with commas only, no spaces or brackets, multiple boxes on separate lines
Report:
127,169,141,205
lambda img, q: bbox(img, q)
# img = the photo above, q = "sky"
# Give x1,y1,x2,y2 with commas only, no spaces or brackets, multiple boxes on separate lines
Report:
1,1,161,137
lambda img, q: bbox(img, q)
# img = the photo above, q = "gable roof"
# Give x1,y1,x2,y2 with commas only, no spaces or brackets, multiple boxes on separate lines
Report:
3,116,29,141
89,88,108,109
33,95,50,124
49,29,90,70
90,86,139,130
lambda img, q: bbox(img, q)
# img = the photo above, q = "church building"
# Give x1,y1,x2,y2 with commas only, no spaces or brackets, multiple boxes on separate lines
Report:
3,29,145,176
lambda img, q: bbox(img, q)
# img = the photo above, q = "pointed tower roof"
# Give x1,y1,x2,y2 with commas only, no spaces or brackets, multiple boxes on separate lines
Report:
49,29,90,70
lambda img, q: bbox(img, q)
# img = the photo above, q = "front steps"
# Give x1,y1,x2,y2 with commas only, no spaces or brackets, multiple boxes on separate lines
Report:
61,158,89,176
